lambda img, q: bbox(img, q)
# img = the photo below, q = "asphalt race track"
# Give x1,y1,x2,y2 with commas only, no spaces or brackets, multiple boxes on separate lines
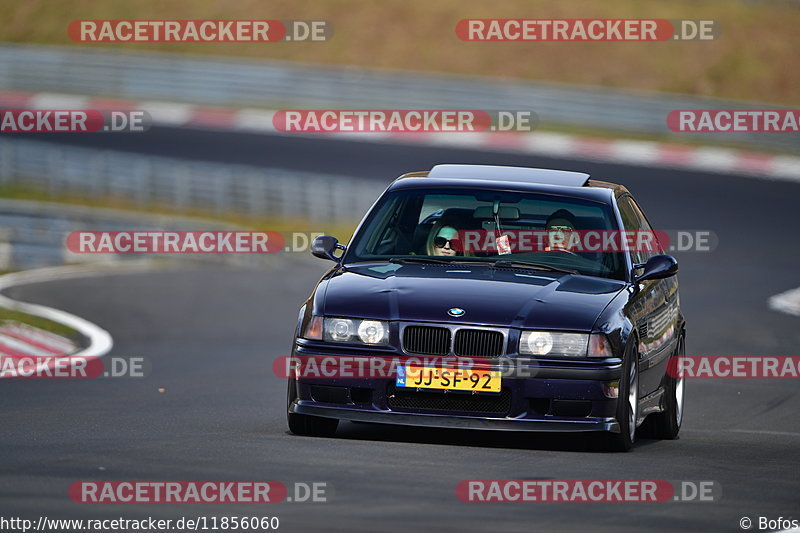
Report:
2,130,799,532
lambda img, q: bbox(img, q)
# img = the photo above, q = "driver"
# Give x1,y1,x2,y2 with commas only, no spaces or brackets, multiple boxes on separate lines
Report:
545,209,578,252
426,222,463,257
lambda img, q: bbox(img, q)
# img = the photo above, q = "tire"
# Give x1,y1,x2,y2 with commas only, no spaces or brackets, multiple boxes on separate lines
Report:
599,341,639,452
647,334,685,439
286,379,339,437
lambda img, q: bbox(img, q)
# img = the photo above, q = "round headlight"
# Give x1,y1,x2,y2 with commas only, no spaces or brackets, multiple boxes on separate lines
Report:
326,318,354,342
560,333,586,357
358,320,387,345
526,331,553,355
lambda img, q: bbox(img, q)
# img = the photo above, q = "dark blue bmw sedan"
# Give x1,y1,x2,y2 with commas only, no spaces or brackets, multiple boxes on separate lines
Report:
287,165,685,451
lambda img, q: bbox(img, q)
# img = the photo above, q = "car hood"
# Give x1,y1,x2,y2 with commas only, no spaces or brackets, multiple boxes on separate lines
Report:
320,263,625,331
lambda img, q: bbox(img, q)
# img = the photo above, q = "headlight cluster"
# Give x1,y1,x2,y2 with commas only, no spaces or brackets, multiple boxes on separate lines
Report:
519,331,613,358
302,316,389,346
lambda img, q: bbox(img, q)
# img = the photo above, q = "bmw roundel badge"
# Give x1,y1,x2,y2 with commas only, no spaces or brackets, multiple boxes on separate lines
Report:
448,307,466,318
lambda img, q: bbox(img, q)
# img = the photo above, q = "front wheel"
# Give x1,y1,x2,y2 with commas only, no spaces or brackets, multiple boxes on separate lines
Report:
598,341,639,452
648,334,685,439
286,379,339,437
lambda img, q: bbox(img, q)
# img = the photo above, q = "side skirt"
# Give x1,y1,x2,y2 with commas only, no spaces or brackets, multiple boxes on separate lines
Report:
636,387,665,427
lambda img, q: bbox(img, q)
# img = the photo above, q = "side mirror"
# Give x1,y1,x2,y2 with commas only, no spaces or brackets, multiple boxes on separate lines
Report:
634,254,678,283
311,235,345,262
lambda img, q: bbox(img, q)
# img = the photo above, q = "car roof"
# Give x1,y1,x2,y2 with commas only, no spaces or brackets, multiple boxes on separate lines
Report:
387,165,629,202
427,164,590,186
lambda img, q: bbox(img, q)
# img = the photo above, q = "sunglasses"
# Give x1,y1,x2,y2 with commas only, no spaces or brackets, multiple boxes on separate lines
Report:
434,236,461,249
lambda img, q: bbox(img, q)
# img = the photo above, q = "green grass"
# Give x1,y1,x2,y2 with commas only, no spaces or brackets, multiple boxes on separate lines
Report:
0,309,84,344
0,183,359,240
3,0,799,105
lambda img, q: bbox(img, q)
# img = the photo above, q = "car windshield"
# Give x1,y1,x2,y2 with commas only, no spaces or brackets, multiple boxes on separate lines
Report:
344,188,626,280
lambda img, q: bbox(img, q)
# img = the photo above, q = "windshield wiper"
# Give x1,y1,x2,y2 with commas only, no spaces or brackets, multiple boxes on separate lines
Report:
389,257,456,264
389,257,577,274
491,260,577,275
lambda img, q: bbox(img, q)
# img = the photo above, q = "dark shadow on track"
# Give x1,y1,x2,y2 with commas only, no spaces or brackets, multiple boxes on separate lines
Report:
287,421,664,454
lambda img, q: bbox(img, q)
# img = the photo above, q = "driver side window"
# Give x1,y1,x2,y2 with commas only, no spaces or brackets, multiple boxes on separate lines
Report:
618,196,660,266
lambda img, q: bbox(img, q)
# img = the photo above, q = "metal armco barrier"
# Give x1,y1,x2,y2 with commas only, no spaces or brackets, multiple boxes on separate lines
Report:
0,43,796,153
0,137,385,224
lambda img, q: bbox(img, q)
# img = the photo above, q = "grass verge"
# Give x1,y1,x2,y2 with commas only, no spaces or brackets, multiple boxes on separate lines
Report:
3,0,799,105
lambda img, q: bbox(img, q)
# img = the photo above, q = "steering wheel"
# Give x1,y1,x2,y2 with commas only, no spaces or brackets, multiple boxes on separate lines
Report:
548,247,581,258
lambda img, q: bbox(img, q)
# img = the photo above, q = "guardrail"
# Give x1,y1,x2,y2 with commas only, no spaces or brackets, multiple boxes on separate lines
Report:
0,198,266,270
0,137,385,224
0,195,348,271
0,43,796,153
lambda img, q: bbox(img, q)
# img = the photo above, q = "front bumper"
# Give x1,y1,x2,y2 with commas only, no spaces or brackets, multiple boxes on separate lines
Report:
288,348,625,434
290,401,620,433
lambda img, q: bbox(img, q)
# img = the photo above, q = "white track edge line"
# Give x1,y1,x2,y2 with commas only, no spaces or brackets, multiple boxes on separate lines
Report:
0,264,165,377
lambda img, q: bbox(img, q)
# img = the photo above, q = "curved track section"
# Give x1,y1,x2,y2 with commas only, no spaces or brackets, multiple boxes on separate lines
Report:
1,133,798,532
